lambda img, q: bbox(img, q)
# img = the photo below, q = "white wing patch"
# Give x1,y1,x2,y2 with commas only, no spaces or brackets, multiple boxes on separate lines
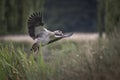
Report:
35,26,45,37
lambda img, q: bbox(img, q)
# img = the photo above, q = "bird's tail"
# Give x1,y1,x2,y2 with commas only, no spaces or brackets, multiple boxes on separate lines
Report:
31,43,39,52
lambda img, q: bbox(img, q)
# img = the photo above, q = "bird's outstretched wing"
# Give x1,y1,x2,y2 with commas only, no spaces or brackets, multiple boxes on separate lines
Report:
28,12,44,39
47,33,73,45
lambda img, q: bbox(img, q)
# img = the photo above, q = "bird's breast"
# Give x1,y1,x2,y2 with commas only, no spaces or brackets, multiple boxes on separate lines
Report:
36,34,50,45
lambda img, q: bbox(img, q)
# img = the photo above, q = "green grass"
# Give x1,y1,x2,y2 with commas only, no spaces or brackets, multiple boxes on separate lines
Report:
0,42,48,80
0,35,120,80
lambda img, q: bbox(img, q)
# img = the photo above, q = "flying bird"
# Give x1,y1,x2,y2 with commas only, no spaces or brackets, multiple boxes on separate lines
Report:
28,12,73,53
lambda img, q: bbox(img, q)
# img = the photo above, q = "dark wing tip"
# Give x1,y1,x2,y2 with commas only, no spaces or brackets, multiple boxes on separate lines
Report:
47,37,63,45
28,12,44,26
63,32,73,37
46,33,73,46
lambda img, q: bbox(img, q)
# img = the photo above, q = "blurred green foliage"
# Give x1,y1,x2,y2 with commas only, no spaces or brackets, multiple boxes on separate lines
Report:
0,0,120,36
97,0,105,37
105,0,120,35
97,0,120,36
0,0,44,35
0,0,97,34
0,36,120,80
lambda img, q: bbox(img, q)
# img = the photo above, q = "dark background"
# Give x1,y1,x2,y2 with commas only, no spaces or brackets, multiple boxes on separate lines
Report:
44,0,97,32
0,0,119,35
0,0,97,35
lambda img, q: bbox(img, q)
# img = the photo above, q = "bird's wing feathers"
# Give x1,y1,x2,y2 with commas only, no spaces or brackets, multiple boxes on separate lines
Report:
62,32,73,37
28,12,44,39
28,12,73,46
54,32,73,38
47,33,73,45
43,27,52,33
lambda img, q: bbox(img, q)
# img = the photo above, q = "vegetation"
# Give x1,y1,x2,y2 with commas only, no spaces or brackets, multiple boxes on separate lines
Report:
97,0,105,37
0,0,120,80
105,0,120,35
0,0,44,35
0,42,49,80
0,0,97,35
0,36,120,80
97,0,120,36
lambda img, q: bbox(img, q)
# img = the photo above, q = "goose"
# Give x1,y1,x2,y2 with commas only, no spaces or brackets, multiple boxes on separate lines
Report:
28,12,73,53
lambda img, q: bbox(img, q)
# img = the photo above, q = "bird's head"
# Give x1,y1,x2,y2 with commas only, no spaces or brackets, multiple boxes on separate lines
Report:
54,30,63,36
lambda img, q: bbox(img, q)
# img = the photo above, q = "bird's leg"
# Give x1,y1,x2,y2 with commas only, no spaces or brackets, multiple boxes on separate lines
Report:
31,42,39,54
30,42,40,61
